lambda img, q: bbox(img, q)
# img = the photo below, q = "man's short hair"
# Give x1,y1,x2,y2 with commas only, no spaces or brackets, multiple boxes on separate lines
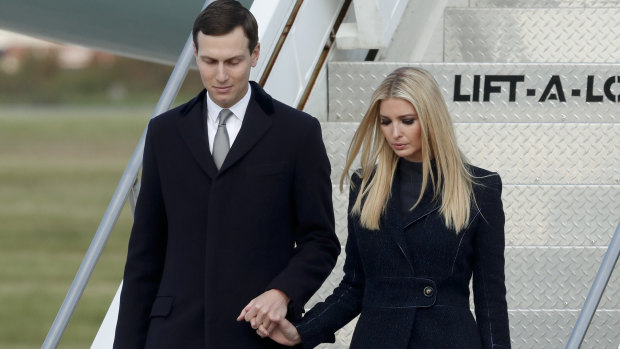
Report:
193,0,259,52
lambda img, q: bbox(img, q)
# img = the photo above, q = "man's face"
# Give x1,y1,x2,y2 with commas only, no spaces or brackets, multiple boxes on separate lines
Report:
194,26,260,108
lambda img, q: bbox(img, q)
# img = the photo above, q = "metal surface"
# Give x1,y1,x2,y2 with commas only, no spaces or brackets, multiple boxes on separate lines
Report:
335,0,408,49
378,0,448,62
42,2,212,347
328,184,620,247
509,310,620,348
329,62,620,123
444,8,620,63
307,243,620,348
312,185,620,348
505,247,620,309
321,61,619,347
263,0,346,106
471,0,620,7
318,185,620,307
567,222,620,348
310,268,620,348
321,122,620,185
503,186,620,246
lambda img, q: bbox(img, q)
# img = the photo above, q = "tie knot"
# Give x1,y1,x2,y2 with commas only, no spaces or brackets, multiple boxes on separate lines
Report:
218,109,233,126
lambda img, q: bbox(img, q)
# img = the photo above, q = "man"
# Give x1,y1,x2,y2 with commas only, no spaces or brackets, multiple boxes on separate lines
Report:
113,1,340,348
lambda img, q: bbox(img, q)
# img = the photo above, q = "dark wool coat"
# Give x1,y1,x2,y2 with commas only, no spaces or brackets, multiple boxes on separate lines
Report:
114,82,340,349
296,166,511,349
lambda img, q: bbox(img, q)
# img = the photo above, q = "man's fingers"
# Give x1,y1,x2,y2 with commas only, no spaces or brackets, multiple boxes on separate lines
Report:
237,299,255,321
236,305,250,321
254,305,266,326
243,301,258,321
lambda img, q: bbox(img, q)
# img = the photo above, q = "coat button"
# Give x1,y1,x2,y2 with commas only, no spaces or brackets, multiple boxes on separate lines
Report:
423,286,434,297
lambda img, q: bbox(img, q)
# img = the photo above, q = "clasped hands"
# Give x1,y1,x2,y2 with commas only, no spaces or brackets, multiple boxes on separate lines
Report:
236,289,301,346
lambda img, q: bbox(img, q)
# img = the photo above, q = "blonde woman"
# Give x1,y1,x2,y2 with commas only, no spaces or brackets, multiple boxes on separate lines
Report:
254,67,511,348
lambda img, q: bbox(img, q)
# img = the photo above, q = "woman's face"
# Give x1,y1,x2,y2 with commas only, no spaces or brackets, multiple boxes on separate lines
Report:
379,97,422,162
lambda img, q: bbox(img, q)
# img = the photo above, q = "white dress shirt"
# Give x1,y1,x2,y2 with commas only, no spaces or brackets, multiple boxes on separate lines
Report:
205,83,251,153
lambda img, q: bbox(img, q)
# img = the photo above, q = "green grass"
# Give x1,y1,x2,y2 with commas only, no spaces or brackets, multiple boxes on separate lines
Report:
0,106,150,348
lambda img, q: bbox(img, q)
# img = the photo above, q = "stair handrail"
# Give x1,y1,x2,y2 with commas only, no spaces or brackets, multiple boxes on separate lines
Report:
566,220,620,348
40,2,214,348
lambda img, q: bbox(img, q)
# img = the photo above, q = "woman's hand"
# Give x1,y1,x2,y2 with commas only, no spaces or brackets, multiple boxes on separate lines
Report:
256,318,302,346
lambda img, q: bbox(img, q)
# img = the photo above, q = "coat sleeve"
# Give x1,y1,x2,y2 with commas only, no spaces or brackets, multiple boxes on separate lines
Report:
472,173,511,349
114,120,168,349
265,117,341,318
293,173,365,349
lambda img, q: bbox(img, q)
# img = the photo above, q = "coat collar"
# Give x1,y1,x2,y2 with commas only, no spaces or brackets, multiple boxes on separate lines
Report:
176,82,274,179
380,167,442,273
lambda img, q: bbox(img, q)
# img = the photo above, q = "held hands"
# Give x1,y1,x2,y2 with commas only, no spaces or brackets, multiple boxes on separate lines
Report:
237,289,290,336
259,318,302,346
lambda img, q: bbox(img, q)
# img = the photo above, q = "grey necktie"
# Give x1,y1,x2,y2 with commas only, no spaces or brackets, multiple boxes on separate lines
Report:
213,109,233,169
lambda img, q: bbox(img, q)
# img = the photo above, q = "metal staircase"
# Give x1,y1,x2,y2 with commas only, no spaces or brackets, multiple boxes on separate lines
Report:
308,0,620,347
38,0,619,347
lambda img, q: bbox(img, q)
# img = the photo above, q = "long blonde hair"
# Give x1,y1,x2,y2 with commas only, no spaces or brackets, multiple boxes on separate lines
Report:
341,67,474,233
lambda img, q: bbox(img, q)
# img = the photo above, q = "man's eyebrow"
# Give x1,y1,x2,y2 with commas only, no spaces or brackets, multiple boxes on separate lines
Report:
198,55,245,61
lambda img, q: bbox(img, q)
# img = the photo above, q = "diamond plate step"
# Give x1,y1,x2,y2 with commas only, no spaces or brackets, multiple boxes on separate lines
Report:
321,61,619,348
311,231,620,310
471,0,620,8
330,185,620,247
509,310,620,349
444,8,620,62
321,122,620,185
308,311,620,349
328,62,620,123
307,253,620,348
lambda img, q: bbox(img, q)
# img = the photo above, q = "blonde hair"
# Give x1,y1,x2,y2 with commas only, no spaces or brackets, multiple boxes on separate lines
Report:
340,67,475,233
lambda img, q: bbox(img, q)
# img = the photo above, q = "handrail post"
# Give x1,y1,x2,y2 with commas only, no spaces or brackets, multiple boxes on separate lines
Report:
41,2,214,348
566,221,620,349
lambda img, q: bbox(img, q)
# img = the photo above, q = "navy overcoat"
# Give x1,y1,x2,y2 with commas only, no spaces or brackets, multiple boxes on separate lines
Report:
114,82,340,348
296,165,510,348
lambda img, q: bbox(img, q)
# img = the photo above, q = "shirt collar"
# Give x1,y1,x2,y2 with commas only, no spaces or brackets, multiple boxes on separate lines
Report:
206,82,252,122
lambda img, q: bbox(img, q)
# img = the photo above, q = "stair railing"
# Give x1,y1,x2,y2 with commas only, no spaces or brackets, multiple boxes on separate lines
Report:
566,220,620,348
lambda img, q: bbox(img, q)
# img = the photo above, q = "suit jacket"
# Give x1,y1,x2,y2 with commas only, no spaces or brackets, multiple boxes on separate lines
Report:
296,165,510,349
114,82,340,349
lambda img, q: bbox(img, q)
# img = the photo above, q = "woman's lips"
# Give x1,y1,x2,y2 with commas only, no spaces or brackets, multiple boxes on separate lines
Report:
393,143,406,150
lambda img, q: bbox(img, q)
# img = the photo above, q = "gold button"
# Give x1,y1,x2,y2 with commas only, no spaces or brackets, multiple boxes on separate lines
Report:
423,286,434,297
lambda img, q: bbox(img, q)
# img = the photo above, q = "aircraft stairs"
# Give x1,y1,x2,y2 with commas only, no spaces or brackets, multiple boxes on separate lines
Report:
36,0,619,348
310,1,620,347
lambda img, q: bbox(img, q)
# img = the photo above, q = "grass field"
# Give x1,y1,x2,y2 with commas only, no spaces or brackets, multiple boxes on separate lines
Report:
0,105,152,348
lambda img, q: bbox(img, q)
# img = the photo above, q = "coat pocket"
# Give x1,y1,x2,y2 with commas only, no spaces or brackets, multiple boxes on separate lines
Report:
149,296,174,317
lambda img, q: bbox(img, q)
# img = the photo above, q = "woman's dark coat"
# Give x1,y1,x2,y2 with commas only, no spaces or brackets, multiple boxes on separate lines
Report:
296,165,511,348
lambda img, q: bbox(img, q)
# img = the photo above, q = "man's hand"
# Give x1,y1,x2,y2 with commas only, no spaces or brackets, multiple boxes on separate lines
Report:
236,289,290,335
257,318,301,346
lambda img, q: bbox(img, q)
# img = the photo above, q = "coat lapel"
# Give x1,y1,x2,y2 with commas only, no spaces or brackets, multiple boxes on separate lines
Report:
383,172,415,273
177,90,218,179
218,83,273,174
402,179,441,230
384,168,442,273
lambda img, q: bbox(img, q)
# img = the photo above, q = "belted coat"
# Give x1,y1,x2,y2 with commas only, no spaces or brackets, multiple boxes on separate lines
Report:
296,166,511,348
114,83,340,348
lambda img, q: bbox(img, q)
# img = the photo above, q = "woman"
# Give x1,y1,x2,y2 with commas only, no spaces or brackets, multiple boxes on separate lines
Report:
255,67,511,348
